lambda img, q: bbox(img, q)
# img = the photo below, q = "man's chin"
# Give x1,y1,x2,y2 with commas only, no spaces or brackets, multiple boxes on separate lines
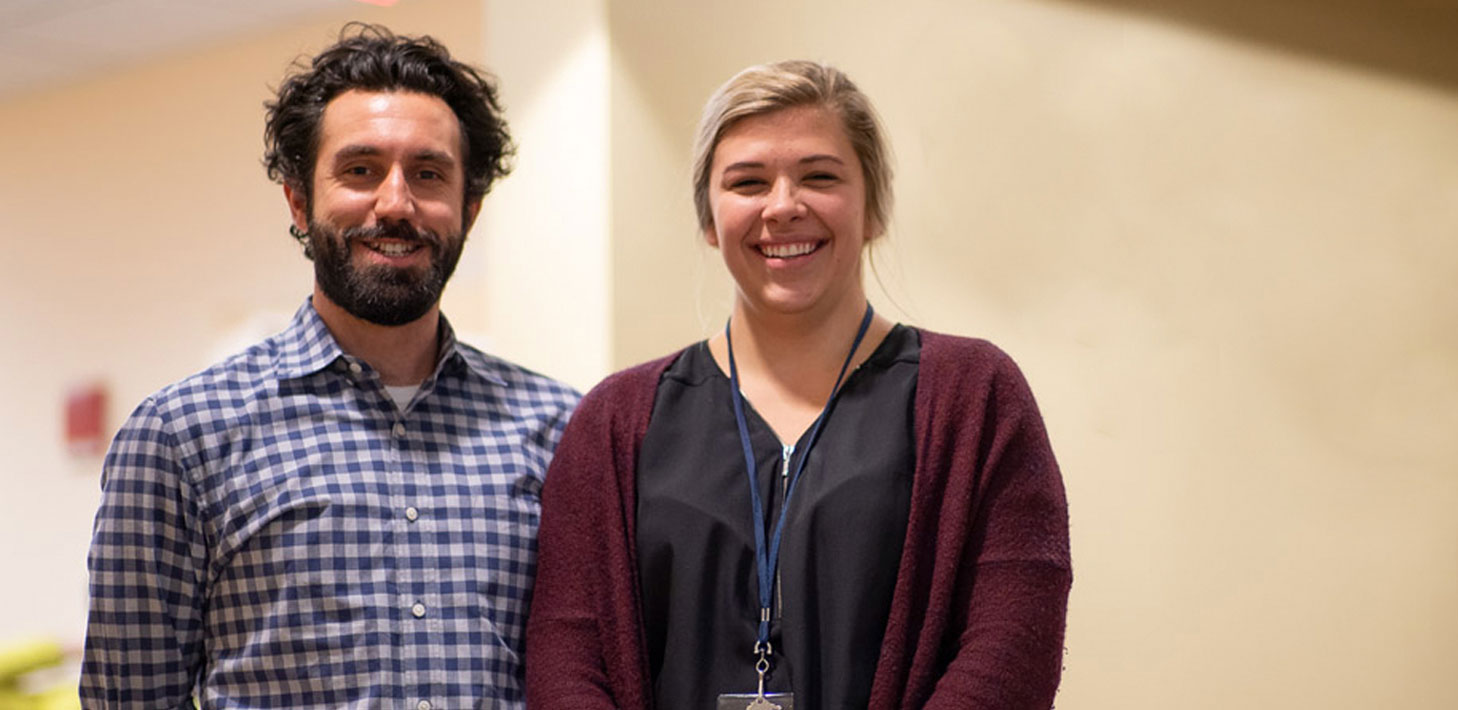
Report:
341,296,436,327
315,270,442,327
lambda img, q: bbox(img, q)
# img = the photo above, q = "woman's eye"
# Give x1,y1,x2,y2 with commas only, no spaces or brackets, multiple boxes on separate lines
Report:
730,178,765,190
805,172,838,183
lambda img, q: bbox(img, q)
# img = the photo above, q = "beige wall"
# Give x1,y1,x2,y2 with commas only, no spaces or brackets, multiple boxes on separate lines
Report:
2,0,1455,707
480,0,613,390
607,0,1458,708
0,0,500,644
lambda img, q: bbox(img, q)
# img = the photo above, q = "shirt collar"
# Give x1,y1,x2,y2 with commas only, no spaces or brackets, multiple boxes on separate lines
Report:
272,298,345,380
435,313,509,387
271,297,507,387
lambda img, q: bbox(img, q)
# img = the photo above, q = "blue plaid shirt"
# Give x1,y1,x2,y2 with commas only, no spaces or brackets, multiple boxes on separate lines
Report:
82,299,580,709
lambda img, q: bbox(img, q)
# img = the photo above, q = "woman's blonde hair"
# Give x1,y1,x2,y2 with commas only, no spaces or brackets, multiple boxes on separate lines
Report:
691,60,893,240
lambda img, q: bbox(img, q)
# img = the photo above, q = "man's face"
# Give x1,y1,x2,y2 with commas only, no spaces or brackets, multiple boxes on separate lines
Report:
286,89,480,326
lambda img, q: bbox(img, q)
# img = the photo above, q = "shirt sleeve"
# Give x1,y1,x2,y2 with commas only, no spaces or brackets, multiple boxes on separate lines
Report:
81,396,209,709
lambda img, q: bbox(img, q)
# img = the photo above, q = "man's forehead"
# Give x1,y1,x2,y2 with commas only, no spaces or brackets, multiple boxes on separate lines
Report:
316,89,462,155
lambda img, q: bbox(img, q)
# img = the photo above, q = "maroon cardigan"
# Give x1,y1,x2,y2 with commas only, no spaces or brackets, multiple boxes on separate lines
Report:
526,331,1071,709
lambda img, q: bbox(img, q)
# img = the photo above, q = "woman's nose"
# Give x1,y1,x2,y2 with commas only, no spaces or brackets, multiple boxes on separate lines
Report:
761,178,803,223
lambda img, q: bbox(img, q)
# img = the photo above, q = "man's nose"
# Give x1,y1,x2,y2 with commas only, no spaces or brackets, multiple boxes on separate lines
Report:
374,165,417,222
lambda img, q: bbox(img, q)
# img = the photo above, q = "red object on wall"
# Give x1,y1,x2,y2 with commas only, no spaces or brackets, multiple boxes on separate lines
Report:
65,382,108,456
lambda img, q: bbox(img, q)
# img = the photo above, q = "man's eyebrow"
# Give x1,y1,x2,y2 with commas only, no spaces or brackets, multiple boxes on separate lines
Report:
332,145,380,162
412,149,457,165
330,146,457,165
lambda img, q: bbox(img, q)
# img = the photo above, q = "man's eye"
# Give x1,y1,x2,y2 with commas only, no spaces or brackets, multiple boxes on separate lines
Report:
345,166,371,176
419,169,442,181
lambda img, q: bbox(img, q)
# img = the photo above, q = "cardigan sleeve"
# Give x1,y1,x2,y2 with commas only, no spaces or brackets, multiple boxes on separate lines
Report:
921,338,1072,709
527,356,673,710
525,383,621,709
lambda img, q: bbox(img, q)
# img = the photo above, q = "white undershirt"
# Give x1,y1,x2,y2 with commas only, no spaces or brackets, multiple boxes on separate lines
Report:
384,384,421,411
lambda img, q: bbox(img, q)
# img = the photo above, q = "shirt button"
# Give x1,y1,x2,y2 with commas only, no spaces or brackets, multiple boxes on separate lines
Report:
405,507,419,522
348,362,363,375
417,702,432,710
411,602,426,618
393,423,407,437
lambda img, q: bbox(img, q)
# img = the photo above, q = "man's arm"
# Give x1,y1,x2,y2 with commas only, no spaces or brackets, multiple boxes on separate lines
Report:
81,397,208,709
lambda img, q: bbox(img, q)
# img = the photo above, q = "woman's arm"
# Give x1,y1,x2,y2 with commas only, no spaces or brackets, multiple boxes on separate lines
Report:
912,337,1072,709
924,423,1071,709
527,357,672,710
526,392,624,709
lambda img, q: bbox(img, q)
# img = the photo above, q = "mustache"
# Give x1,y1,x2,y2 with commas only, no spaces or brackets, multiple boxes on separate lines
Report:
339,221,439,246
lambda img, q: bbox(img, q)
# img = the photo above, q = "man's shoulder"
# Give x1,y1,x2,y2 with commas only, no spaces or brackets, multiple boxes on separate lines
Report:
452,341,582,409
140,337,286,430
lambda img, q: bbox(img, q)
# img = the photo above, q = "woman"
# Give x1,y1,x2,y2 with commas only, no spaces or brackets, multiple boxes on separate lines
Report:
527,61,1070,710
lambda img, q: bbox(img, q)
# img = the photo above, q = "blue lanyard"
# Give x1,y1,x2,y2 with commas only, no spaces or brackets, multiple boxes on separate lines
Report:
725,303,875,652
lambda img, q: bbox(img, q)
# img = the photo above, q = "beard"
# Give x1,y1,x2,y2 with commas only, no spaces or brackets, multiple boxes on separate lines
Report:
308,218,465,327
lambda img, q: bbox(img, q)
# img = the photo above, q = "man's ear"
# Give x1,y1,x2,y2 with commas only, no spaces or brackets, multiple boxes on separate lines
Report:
283,182,309,233
463,197,483,234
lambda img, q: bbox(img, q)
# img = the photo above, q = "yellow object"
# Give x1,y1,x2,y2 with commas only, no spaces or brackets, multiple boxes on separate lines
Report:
0,639,80,710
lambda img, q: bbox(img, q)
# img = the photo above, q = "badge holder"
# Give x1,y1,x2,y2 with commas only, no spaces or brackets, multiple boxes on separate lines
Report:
716,643,794,710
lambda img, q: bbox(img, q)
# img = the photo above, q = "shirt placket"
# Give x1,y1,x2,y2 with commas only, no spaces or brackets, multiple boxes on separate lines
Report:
393,405,444,710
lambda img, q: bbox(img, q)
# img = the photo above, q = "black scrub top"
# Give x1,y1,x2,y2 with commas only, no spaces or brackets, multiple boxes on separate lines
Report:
636,325,920,710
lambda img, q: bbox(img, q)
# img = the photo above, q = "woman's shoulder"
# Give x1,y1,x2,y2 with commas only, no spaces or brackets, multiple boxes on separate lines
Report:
906,329,1054,468
575,346,694,415
913,328,1019,374
910,327,1038,404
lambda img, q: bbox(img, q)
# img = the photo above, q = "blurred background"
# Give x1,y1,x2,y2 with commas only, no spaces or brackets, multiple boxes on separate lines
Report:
1,0,1454,707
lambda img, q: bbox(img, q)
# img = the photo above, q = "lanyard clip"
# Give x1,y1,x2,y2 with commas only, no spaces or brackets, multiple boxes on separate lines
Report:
753,639,772,674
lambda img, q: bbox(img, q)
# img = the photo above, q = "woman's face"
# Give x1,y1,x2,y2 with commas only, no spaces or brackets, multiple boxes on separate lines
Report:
704,105,869,321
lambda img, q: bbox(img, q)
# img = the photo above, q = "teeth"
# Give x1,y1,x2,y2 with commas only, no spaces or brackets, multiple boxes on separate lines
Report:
760,242,817,258
367,242,418,257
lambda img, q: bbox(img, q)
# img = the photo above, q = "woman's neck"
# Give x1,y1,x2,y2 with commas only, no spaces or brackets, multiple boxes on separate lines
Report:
709,293,895,443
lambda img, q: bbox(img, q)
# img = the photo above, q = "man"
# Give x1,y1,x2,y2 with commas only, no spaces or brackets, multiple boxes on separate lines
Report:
81,24,579,709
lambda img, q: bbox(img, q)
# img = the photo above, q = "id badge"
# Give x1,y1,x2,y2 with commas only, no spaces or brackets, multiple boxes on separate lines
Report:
716,692,795,710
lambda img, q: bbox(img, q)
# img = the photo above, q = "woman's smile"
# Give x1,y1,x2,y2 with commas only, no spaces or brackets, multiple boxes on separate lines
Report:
706,105,870,319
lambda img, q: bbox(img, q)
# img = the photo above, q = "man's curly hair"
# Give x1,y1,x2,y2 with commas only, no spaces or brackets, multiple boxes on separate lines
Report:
263,23,514,220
